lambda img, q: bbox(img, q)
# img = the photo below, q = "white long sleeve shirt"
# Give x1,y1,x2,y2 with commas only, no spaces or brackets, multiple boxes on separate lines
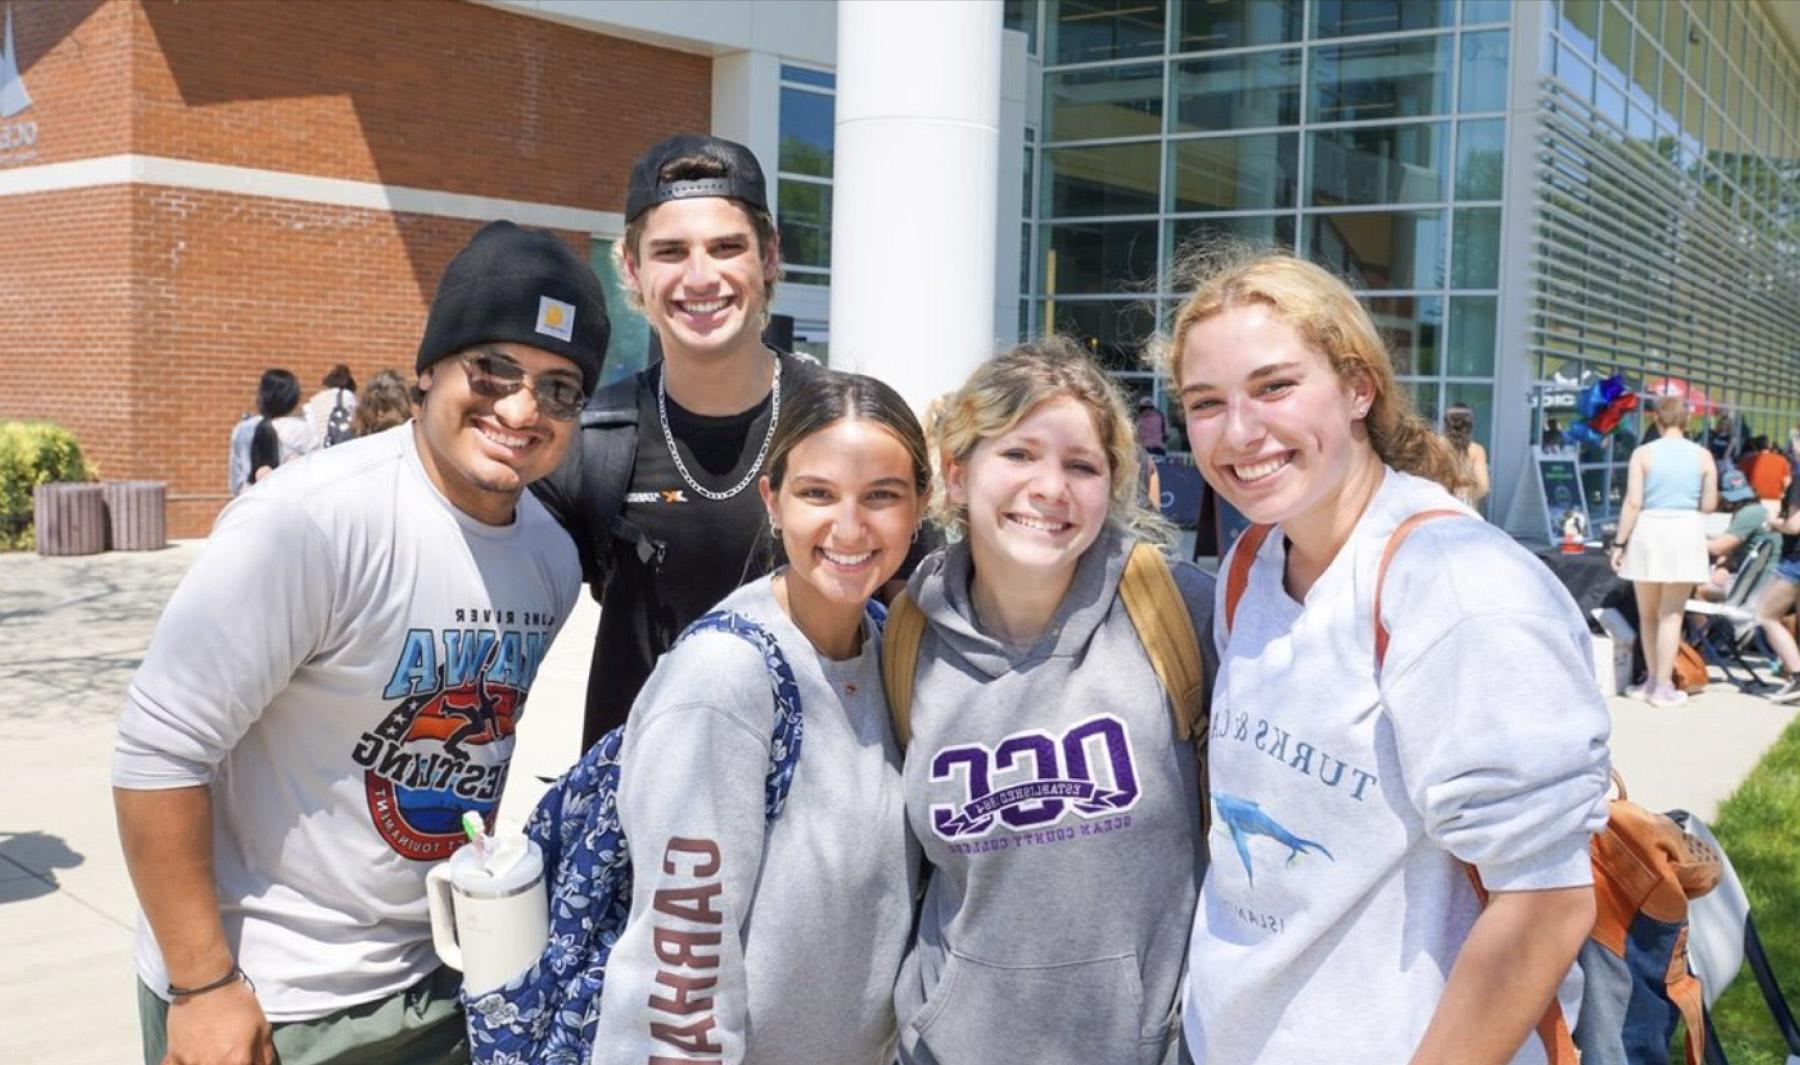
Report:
114,425,579,1021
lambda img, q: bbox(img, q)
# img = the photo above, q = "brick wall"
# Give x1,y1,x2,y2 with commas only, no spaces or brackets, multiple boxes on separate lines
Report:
131,0,710,210
4,0,131,167
0,0,710,539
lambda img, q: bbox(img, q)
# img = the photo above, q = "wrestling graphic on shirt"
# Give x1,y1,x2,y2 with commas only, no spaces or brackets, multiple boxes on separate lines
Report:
352,625,551,861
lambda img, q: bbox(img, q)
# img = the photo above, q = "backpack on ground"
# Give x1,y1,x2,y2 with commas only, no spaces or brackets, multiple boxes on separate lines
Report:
1673,640,1711,694
880,542,1210,824
462,610,806,1065
1224,513,1724,1065
322,390,354,447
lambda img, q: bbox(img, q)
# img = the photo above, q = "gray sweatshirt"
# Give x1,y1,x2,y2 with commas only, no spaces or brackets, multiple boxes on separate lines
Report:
894,528,1213,1065
591,575,918,1065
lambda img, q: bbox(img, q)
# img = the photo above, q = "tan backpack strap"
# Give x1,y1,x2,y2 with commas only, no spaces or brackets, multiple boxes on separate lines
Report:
1120,543,1206,740
1372,509,1466,668
880,592,927,748
1223,524,1276,635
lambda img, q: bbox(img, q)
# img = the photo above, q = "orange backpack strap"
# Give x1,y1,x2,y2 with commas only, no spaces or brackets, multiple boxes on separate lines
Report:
880,591,927,748
1223,523,1277,635
1372,508,1466,667
1460,865,1580,1064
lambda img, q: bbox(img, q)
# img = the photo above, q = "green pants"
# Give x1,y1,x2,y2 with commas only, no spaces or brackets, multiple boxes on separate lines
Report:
137,966,469,1065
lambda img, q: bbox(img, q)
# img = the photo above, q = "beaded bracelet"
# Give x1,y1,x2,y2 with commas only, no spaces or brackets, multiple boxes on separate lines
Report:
168,963,253,1000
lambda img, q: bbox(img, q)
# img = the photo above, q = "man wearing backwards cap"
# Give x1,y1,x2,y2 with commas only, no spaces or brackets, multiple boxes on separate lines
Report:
534,133,821,748
114,221,601,1065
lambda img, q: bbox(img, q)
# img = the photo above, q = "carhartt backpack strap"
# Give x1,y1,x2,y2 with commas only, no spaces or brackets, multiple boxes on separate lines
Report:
880,592,927,748
1223,523,1277,634
1120,543,1206,741
1371,508,1466,667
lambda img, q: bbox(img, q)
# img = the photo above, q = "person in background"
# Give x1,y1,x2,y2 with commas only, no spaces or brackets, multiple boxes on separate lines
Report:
352,368,414,438
303,364,359,450
1168,251,1606,1065
1135,394,1168,457
1755,477,1800,704
1705,412,1735,463
1611,394,1718,706
1541,416,1565,453
1699,468,1771,601
1442,402,1490,510
594,371,926,1065
247,369,310,485
226,370,295,497
1738,435,1790,505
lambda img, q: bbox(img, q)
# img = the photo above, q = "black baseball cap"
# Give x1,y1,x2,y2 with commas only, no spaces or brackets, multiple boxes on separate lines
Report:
624,134,769,223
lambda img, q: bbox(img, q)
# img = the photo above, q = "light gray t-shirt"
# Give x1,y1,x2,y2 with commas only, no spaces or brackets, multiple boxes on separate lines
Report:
115,425,580,1021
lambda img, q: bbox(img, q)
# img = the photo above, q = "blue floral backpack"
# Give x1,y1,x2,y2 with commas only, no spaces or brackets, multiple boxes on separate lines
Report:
462,610,807,1065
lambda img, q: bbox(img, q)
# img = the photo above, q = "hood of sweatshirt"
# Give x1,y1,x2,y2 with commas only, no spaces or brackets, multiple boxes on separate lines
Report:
906,523,1131,679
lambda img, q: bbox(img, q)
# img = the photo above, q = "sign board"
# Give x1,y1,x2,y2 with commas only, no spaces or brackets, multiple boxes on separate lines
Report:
1537,455,1589,544
1154,459,1205,528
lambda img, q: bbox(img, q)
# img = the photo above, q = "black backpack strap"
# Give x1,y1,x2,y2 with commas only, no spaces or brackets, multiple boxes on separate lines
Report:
575,370,660,596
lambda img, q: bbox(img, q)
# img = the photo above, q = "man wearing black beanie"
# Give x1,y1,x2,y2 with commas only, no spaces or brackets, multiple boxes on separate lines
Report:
116,220,603,1065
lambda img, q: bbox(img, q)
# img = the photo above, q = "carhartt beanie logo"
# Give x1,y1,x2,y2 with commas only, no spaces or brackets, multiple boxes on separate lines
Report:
415,220,610,393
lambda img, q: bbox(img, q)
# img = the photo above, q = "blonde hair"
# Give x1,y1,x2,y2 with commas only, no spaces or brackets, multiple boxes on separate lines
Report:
1654,394,1688,429
932,336,1172,547
1156,248,1459,490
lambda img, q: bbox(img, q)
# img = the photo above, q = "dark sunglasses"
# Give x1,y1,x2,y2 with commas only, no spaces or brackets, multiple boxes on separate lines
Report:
459,352,586,421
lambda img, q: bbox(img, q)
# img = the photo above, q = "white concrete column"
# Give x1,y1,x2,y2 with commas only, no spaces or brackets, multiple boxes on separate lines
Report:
829,0,1003,412
993,28,1031,346
1492,0,1550,541
711,50,783,204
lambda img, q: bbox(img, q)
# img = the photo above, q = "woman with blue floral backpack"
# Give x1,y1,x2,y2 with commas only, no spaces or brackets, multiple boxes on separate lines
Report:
583,369,929,1064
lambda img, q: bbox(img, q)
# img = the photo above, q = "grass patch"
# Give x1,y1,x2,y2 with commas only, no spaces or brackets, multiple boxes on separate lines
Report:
1708,715,1800,1064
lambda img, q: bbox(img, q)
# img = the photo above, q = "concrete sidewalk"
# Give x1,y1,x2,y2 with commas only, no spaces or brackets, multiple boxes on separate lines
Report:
1,543,1793,1064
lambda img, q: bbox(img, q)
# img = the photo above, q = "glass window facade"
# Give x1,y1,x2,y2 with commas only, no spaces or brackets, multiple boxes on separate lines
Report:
1536,0,1800,521
1030,0,1509,466
778,66,836,285
1020,0,1800,529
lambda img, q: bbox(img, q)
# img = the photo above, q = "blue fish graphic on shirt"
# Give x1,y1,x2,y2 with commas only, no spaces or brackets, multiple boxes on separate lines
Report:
1214,793,1334,885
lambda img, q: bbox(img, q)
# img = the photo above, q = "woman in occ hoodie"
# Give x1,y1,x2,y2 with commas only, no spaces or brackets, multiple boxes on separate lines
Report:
894,339,1212,1065
592,371,927,1065
1166,252,1610,1065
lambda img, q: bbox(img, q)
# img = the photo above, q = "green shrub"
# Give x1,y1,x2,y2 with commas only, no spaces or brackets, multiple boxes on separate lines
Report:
0,421,97,551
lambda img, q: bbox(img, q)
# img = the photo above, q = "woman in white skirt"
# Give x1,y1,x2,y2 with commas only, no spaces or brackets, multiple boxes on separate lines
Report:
1609,394,1717,706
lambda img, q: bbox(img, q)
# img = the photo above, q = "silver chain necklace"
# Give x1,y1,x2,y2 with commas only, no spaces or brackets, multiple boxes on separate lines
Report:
656,353,781,502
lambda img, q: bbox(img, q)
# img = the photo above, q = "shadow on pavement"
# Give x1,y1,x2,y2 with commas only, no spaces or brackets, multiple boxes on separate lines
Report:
0,829,85,903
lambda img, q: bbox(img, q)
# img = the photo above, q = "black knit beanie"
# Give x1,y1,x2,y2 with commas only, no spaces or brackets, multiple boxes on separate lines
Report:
415,221,610,394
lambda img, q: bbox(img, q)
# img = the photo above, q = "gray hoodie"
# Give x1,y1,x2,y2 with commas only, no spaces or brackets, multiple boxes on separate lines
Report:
894,527,1214,1065
591,575,919,1065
